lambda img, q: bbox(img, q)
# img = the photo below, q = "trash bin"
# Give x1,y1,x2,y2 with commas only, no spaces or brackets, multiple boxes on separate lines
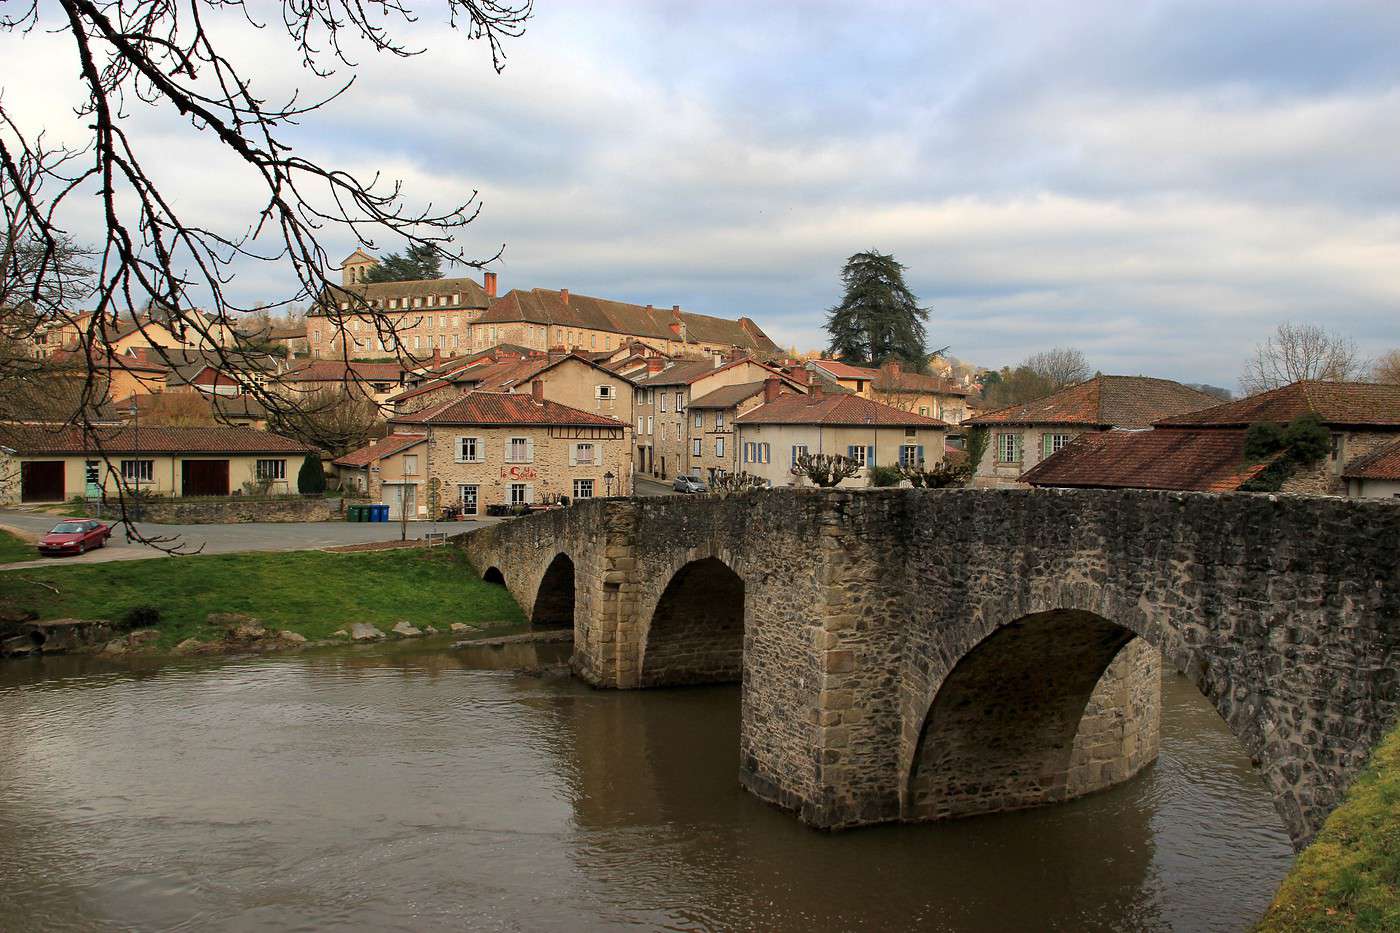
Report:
347,504,362,522
373,504,389,522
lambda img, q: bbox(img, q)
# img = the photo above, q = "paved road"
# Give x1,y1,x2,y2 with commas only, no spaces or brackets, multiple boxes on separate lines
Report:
632,474,680,497
0,509,485,570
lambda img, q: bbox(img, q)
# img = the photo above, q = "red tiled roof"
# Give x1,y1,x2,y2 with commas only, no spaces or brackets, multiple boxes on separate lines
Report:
0,424,314,455
736,393,948,428
390,391,625,428
1020,428,1268,492
332,433,426,468
966,376,1221,428
1155,381,1400,428
1342,438,1400,480
809,359,878,381
284,360,405,382
634,356,778,387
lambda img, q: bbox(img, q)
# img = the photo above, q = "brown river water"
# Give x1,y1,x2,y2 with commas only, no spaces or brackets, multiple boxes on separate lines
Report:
0,640,1294,932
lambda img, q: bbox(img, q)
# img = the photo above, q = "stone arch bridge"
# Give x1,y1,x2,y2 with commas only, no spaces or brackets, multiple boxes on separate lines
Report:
458,487,1400,848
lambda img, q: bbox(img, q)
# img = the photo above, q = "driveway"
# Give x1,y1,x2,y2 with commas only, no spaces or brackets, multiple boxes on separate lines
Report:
632,474,680,497
0,509,487,570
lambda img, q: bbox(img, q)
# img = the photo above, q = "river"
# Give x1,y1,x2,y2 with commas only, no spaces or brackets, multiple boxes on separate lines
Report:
0,641,1294,932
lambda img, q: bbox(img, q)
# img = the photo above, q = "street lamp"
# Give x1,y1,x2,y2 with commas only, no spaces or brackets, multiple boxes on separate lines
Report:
604,470,615,498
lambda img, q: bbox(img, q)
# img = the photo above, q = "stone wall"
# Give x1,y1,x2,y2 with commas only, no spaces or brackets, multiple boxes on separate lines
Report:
86,495,343,524
459,486,1400,848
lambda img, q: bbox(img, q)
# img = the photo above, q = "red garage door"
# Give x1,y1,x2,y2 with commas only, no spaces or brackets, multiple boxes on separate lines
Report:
182,460,229,496
21,461,65,503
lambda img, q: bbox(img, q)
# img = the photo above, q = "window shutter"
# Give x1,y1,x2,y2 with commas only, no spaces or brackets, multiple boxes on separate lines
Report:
1042,434,1052,458
455,436,465,463
917,445,925,465
867,445,876,466
473,437,483,463
525,484,535,504
525,438,535,462
898,446,907,466
569,444,578,466
848,445,859,460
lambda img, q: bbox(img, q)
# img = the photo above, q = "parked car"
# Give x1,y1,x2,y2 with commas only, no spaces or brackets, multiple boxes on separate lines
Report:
672,474,707,494
37,520,111,557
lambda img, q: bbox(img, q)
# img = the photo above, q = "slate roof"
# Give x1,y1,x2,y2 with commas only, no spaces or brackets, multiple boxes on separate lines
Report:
391,392,625,428
736,393,948,428
0,424,313,455
1341,438,1400,480
1155,381,1400,428
332,433,427,468
477,288,779,353
966,376,1221,428
1019,428,1268,492
687,381,770,409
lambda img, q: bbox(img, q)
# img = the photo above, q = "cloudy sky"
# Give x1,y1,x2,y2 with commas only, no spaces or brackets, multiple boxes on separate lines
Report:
6,0,1400,388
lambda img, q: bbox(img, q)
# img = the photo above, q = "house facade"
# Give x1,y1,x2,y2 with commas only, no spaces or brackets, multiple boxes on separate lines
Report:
0,425,313,504
338,385,630,519
807,359,970,423
1343,439,1400,498
963,375,1222,488
733,388,948,488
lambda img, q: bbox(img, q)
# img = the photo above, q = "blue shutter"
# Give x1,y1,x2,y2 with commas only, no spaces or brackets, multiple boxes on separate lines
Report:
898,446,907,466
917,445,925,465
847,445,859,460
867,445,875,467
792,445,799,466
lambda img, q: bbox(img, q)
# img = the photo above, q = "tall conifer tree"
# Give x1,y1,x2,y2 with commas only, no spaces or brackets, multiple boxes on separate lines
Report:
824,251,928,371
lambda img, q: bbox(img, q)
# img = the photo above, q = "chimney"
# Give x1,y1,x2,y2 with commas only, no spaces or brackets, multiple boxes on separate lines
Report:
888,360,901,376
646,357,665,374
483,271,498,298
531,379,544,403
763,374,781,404
789,368,811,386
672,304,680,313
811,382,824,402
560,288,569,305
548,348,567,362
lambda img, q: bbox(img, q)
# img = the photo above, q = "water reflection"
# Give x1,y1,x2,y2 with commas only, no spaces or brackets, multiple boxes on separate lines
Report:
0,649,1292,931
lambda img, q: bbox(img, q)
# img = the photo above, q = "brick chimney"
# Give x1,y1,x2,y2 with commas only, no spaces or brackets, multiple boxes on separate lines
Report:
560,288,569,306
763,374,781,404
483,271,497,298
810,382,824,402
531,379,544,403
646,357,665,374
789,368,811,386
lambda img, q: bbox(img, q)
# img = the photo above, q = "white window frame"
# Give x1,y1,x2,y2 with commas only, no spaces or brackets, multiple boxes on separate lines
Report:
506,436,532,464
509,482,529,506
692,438,702,457
572,443,596,466
998,433,1021,464
715,437,725,457
401,454,419,476
660,394,669,413
456,436,482,463
596,384,616,400
675,391,685,413
255,458,286,481
693,412,702,429
573,478,594,499
121,459,154,483
715,411,725,429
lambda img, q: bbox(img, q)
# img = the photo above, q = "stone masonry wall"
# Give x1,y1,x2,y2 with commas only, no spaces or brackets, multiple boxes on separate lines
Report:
86,496,343,524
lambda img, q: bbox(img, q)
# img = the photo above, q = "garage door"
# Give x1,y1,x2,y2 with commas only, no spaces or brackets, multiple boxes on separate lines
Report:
182,459,230,496
21,461,65,503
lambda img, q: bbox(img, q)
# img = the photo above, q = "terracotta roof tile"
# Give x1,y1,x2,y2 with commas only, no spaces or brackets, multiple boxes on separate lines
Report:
967,376,1221,428
332,433,426,468
1342,438,1400,480
390,391,625,428
1020,428,1268,492
1156,381,1400,428
736,393,948,428
284,360,405,382
0,424,314,455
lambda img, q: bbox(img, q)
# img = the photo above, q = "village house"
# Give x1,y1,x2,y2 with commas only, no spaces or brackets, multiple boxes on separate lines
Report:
470,287,780,359
277,359,407,406
962,375,1222,488
733,384,948,488
631,355,791,479
1342,440,1400,498
0,424,313,504
1018,429,1270,493
306,250,494,359
806,359,971,422
335,384,630,520
685,373,808,480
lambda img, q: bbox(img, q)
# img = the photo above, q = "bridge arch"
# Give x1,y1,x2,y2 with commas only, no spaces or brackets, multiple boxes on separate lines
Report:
639,555,746,687
531,552,576,628
482,566,506,586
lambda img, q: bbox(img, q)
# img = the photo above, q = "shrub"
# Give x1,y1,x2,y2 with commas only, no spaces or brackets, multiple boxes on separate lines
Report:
710,471,769,497
297,454,326,495
898,457,974,488
1241,413,1333,492
1281,412,1331,465
868,465,903,487
1244,422,1285,461
791,452,860,488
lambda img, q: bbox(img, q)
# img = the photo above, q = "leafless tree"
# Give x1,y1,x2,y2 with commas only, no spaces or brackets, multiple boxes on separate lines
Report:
1239,322,1364,396
897,456,972,488
0,0,530,548
791,452,860,488
1024,347,1091,389
1371,349,1400,386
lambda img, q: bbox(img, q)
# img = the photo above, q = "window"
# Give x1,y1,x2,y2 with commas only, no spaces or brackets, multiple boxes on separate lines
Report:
846,445,868,467
596,385,615,400
637,416,644,435
715,411,725,429
998,433,1021,464
573,478,594,499
121,459,153,483
573,443,595,465
256,459,287,481
456,436,480,463
715,437,725,457
401,454,419,476
676,392,685,413
510,483,528,506
905,427,917,437
693,412,702,429
1330,434,1342,461
507,437,531,463
647,416,654,435
692,438,702,456
458,484,478,515
747,442,769,464
899,444,922,467
919,406,929,416
791,444,808,465
660,393,669,413
1042,433,1073,458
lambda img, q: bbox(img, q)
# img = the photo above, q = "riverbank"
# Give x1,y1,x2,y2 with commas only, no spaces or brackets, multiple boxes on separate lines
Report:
0,546,526,651
1257,722,1400,931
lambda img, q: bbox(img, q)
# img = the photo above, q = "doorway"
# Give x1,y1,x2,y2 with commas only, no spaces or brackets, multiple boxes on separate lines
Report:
385,483,417,521
182,459,229,496
458,484,478,516
20,461,65,503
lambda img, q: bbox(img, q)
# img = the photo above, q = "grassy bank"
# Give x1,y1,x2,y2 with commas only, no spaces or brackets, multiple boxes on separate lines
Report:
0,546,526,647
1257,723,1400,931
0,528,35,565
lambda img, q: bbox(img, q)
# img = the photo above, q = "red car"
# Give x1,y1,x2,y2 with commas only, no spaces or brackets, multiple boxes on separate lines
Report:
37,520,112,557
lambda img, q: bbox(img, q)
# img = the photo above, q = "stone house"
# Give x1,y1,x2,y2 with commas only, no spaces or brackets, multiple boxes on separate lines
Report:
0,424,314,504
631,355,791,479
276,359,407,406
469,287,780,359
1153,380,1400,495
962,375,1221,488
307,250,495,360
337,384,630,519
733,387,948,488
807,359,970,423
1018,429,1271,493
1343,439,1400,498
685,375,806,480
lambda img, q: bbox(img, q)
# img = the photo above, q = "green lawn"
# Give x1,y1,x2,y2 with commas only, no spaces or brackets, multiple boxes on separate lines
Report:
0,547,526,647
1257,722,1400,931
0,528,35,565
